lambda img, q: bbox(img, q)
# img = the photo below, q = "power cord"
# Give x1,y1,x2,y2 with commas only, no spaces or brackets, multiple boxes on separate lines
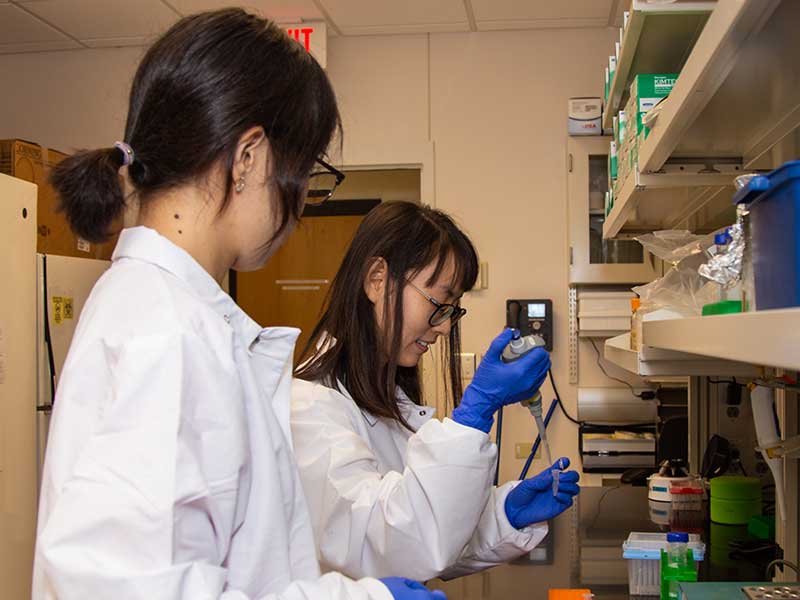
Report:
494,407,503,486
589,338,655,400
766,559,800,579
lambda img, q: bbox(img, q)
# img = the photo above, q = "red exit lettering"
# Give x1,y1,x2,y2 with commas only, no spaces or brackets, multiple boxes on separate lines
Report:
286,27,314,52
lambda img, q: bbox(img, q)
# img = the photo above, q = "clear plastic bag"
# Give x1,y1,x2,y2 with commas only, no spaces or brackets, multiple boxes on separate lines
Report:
633,266,718,316
634,230,712,266
632,230,720,318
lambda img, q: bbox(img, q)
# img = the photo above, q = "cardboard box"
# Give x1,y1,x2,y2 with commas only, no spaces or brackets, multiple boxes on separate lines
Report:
0,139,118,259
628,73,678,138
568,97,602,136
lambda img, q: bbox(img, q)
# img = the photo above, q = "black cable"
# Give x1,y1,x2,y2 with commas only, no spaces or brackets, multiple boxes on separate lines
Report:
549,368,581,425
549,368,654,430
589,338,646,399
587,485,623,531
494,406,503,486
38,255,57,412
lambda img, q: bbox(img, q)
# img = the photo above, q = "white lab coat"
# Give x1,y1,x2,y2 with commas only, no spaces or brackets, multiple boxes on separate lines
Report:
291,379,548,582
33,226,391,600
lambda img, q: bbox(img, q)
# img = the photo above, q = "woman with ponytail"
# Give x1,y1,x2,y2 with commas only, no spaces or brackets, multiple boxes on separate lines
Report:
33,10,443,600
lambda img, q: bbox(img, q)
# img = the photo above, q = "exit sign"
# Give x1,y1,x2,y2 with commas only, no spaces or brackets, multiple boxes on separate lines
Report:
285,21,327,69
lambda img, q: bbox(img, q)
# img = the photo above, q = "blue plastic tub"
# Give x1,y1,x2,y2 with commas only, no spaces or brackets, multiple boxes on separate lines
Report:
734,160,800,310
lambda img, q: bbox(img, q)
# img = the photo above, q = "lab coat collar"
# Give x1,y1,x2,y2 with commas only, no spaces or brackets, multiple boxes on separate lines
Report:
113,226,263,346
357,386,436,430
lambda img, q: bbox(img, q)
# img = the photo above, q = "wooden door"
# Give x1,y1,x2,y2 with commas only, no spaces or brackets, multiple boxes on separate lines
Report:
236,201,379,361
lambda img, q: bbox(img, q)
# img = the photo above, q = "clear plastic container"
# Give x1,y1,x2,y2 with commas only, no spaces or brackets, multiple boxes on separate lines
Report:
622,532,705,596
666,531,689,568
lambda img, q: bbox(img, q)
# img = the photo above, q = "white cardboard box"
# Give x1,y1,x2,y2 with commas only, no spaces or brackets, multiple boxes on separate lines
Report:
568,97,602,136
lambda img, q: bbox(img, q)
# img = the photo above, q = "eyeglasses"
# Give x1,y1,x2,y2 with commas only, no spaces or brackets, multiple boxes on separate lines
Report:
406,279,467,327
306,158,345,205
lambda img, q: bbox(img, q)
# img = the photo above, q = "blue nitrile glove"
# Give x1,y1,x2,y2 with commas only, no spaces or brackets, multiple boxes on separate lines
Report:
380,578,447,600
504,457,581,529
452,328,551,433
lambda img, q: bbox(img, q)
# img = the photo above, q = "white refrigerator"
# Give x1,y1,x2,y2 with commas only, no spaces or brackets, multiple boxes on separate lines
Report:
0,172,110,597
35,254,110,485
0,173,38,599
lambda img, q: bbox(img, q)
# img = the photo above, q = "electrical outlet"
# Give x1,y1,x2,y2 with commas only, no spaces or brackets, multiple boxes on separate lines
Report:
458,352,476,380
515,442,539,459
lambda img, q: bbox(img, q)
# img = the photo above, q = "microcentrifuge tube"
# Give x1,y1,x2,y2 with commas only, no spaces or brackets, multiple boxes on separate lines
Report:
551,458,564,496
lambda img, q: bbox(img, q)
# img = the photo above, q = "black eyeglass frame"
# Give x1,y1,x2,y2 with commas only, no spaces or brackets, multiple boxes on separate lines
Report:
307,158,345,205
406,279,467,327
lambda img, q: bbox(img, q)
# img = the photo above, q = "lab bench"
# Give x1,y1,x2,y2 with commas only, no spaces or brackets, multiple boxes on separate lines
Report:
573,486,776,599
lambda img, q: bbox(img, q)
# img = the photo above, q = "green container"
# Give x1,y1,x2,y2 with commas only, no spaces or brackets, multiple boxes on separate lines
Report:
702,300,743,316
710,476,761,525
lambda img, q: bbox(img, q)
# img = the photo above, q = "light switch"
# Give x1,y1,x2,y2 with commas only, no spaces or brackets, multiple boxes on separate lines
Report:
459,352,476,380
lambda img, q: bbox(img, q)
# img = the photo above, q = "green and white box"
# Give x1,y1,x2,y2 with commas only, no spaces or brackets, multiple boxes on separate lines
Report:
609,141,618,181
629,73,678,137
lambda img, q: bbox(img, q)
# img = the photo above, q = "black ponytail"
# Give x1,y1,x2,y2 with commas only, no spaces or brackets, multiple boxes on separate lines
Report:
51,146,126,243
51,9,341,246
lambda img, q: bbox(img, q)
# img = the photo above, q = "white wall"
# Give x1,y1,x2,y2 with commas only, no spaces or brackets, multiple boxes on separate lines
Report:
0,47,144,151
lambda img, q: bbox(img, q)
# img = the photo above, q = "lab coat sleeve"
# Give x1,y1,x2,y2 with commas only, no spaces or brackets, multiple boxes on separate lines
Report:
35,332,392,600
291,382,497,582
437,481,548,580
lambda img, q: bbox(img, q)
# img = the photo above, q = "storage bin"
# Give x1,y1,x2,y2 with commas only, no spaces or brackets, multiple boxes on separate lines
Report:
622,532,705,596
733,160,800,310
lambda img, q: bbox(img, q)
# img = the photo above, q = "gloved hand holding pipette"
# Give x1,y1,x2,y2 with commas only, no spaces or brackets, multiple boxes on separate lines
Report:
504,457,580,529
452,328,551,433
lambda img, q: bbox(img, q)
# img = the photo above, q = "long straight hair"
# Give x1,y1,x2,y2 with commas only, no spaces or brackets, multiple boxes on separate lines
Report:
295,202,479,428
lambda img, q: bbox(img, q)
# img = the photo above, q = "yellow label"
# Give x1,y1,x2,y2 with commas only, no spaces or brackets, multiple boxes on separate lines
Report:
52,296,63,325
64,297,74,320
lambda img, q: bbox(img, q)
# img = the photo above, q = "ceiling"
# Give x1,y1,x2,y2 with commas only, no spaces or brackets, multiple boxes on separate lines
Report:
0,0,625,54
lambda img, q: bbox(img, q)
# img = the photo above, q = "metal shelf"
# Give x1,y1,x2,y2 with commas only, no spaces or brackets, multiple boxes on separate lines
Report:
602,0,714,131
638,0,798,173
603,168,736,238
605,332,757,377
644,308,800,371
603,0,800,238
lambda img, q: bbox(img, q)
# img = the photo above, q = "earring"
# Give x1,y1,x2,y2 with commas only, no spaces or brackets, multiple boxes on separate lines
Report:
235,177,246,193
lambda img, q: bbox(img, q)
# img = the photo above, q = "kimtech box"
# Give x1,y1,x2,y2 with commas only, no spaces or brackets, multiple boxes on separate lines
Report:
628,73,678,138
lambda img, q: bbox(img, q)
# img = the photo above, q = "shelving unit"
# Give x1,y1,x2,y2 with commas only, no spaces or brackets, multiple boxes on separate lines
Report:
603,168,736,238
604,332,758,377
643,308,800,371
603,0,800,239
602,0,714,132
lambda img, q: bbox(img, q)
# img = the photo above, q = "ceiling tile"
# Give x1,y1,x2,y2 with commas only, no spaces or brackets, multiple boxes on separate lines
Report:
0,3,78,44
0,39,82,53
167,0,323,23
18,0,179,42
321,0,467,34
472,0,612,24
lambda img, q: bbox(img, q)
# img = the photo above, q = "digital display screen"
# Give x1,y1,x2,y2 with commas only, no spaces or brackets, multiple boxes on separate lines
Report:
527,303,546,318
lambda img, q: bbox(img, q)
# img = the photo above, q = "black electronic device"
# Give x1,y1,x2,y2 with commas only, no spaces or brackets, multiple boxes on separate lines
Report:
506,299,553,351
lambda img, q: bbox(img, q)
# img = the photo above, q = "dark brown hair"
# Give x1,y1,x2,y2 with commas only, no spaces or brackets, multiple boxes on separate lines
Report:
51,9,341,243
296,202,479,428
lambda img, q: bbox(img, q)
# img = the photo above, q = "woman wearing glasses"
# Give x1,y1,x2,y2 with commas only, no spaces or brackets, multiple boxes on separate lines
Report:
34,11,445,600
291,202,579,581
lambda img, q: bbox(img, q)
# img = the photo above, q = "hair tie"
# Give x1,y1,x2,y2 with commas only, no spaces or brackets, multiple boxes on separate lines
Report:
114,141,135,166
